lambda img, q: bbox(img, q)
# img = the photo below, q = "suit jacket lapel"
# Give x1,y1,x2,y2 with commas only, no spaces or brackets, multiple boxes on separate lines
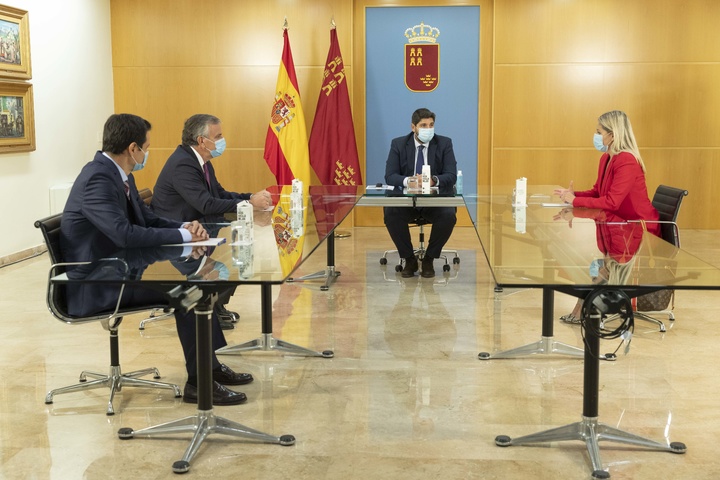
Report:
426,138,437,172
206,162,219,196
404,136,415,176
126,175,146,227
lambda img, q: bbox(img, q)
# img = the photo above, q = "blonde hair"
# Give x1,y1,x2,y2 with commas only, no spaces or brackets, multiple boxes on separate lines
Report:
598,110,647,173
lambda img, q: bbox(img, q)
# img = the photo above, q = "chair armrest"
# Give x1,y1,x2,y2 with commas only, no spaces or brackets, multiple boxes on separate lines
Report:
47,258,130,325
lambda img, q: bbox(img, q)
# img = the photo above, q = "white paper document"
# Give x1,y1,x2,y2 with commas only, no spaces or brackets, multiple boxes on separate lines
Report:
540,203,573,208
166,237,227,247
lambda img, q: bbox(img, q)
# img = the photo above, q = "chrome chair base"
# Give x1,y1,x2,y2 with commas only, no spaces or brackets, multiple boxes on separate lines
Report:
496,415,686,479
216,333,334,358
118,409,295,473
139,307,175,330
602,310,673,333
45,364,182,415
478,335,584,360
287,266,340,291
380,248,459,273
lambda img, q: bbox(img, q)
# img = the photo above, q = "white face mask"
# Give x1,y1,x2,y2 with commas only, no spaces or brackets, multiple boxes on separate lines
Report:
417,127,434,143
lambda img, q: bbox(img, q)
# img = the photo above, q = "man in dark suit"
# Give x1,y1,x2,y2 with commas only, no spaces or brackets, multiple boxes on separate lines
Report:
60,113,253,406
151,113,271,220
384,108,458,278
151,114,272,328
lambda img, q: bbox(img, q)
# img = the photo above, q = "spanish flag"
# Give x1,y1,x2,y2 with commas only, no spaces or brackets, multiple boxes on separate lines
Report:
264,28,311,186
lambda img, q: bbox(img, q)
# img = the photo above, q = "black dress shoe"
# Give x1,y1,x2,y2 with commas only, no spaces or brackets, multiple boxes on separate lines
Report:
401,256,419,278
218,315,235,330
421,257,435,278
217,305,240,323
182,381,247,406
213,363,254,385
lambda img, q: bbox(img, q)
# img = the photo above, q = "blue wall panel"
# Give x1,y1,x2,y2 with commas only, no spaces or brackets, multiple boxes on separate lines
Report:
366,6,480,194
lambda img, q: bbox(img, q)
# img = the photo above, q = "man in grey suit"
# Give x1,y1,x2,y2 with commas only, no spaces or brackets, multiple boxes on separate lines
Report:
384,108,457,278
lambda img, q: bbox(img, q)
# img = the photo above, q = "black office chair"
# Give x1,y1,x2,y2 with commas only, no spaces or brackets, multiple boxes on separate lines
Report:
379,217,460,273
603,185,688,333
34,214,182,415
632,185,688,331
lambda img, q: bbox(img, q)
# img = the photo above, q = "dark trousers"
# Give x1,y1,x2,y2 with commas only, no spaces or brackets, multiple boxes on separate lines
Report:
383,206,457,259
81,285,229,380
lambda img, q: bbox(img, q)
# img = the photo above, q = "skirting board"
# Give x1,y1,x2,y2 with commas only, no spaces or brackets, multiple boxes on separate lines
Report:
0,244,47,268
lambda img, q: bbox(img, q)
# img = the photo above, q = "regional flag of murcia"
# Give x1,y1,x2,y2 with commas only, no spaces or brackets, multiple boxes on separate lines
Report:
404,22,440,92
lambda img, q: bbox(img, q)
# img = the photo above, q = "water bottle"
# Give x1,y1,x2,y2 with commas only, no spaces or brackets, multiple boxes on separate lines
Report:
234,200,254,244
456,170,463,195
421,164,431,193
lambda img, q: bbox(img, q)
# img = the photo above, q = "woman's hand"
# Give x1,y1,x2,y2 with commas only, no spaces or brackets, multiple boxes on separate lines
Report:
553,207,575,228
553,180,575,204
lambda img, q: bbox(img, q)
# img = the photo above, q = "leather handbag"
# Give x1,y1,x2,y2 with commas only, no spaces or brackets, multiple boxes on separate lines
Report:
634,220,675,312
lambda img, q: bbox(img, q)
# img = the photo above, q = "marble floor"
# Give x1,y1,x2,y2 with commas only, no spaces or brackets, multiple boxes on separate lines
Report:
1,226,719,480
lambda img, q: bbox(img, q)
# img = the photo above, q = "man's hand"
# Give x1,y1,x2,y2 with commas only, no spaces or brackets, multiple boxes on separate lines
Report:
183,220,209,242
189,246,207,259
249,190,272,210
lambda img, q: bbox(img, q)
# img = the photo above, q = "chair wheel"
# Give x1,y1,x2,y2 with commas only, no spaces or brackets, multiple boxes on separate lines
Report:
395,264,403,272
380,257,387,265
443,264,450,272
453,257,460,264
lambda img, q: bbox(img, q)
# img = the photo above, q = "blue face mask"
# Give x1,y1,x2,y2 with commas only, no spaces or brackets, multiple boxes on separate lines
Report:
417,127,434,144
204,137,227,158
132,147,149,172
593,133,608,153
213,261,229,280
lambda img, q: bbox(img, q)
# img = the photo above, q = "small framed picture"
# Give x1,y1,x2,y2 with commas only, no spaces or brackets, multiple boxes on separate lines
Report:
0,80,35,153
0,5,31,80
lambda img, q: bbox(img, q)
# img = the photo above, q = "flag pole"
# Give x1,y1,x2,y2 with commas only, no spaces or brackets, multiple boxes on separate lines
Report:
331,14,352,240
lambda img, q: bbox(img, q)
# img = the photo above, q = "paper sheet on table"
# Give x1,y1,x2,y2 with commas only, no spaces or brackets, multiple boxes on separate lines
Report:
540,203,573,208
166,237,227,247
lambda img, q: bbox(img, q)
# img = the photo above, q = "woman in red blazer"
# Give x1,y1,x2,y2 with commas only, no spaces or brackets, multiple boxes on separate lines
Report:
555,110,660,323
555,110,660,236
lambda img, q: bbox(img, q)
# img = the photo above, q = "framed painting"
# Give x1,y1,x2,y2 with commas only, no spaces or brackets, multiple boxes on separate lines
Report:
0,5,30,80
0,81,34,153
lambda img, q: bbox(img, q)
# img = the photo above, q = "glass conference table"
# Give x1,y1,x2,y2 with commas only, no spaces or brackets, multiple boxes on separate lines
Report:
464,185,720,479
51,185,360,473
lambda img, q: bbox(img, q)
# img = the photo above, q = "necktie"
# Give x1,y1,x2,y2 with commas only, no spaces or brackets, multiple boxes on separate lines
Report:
415,145,425,175
202,162,211,187
123,181,130,198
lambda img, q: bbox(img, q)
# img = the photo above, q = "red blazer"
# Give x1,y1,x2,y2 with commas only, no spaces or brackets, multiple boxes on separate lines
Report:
573,151,660,236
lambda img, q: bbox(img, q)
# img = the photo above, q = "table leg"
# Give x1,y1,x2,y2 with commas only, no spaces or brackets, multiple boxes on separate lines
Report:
479,287,584,360
287,231,340,291
494,292,686,479
216,284,334,358
118,294,295,473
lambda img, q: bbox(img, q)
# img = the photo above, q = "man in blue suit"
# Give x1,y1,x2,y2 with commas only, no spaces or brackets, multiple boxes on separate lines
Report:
60,113,253,406
384,108,457,278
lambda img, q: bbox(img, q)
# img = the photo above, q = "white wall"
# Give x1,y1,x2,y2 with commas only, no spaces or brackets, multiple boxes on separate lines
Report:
0,0,113,258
